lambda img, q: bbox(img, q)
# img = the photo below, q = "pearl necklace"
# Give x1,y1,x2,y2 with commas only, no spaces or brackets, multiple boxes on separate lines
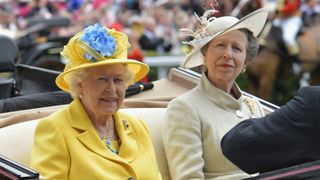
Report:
95,117,114,140
95,117,120,154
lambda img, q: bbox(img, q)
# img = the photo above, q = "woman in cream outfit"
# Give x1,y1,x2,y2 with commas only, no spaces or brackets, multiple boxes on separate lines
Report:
163,8,269,180
30,24,162,180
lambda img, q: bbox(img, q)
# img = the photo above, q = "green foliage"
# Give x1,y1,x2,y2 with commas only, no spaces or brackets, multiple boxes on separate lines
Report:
270,75,299,105
148,67,158,82
236,73,249,90
239,72,299,106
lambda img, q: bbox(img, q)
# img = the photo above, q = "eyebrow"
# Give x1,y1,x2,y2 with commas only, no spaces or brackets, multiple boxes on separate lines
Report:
95,73,125,77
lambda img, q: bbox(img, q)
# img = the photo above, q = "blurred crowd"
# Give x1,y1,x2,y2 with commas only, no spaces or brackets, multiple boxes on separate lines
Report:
0,0,266,57
1,0,320,57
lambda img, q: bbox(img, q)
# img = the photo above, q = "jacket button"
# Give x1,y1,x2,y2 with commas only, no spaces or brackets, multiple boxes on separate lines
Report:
128,177,134,180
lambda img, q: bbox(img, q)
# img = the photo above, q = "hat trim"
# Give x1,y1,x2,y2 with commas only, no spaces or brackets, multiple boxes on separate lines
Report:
182,8,268,68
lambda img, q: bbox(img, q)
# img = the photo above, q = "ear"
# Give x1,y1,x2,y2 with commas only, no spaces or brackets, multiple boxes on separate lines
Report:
202,55,207,64
243,60,248,67
202,50,206,58
78,81,84,94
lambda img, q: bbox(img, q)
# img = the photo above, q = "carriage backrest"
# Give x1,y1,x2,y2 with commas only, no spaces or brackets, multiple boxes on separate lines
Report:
0,107,171,180
0,35,18,72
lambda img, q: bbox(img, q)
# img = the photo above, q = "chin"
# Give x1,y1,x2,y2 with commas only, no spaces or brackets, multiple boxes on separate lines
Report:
98,105,118,114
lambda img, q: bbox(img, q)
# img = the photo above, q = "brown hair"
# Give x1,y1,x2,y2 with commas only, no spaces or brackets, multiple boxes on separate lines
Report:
200,28,259,65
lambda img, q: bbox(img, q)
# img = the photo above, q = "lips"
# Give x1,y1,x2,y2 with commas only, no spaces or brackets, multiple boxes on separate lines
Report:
219,64,234,68
100,97,117,103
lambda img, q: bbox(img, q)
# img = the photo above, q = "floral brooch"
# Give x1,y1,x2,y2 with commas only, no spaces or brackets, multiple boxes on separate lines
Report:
80,23,116,62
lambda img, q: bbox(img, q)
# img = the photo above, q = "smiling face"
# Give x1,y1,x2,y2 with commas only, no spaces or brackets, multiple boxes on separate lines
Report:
79,64,127,119
203,30,248,91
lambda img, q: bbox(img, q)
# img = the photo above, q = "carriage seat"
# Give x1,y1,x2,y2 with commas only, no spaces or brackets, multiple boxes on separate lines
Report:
0,107,171,180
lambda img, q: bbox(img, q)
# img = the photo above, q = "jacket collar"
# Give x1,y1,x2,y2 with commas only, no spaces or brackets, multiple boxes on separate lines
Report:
198,73,243,110
68,98,138,163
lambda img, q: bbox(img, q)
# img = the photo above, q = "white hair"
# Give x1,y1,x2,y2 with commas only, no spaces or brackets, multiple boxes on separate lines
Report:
65,65,134,99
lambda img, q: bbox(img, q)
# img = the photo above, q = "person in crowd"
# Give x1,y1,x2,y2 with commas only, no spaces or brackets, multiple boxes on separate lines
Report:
124,27,149,83
138,17,171,55
20,0,56,19
273,0,302,74
30,23,162,180
301,0,320,27
221,85,320,174
162,7,268,179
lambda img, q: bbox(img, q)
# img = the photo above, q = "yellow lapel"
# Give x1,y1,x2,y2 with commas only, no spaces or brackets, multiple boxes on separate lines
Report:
114,112,138,163
68,98,127,163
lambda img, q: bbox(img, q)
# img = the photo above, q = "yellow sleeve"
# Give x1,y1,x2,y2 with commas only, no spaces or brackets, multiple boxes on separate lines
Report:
30,118,70,179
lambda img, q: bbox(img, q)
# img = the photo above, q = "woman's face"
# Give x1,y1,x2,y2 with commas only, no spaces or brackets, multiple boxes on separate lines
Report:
203,30,247,86
79,64,127,117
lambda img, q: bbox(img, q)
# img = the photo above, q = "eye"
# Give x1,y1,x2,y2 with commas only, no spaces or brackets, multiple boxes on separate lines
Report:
96,76,107,81
215,43,224,47
114,77,124,84
233,45,244,52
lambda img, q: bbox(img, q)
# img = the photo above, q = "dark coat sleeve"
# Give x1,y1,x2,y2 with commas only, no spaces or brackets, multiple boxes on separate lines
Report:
221,86,320,174
0,91,72,113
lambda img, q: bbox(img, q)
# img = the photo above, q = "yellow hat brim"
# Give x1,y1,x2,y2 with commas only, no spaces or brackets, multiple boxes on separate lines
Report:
55,59,149,92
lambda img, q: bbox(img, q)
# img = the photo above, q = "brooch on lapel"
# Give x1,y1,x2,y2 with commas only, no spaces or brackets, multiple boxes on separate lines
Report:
122,120,129,130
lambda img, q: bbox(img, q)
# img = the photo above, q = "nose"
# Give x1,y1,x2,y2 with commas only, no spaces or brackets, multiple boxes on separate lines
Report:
104,80,116,94
222,46,233,59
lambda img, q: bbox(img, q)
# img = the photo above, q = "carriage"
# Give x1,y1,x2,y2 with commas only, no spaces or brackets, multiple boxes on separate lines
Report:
2,65,320,179
1,1,320,178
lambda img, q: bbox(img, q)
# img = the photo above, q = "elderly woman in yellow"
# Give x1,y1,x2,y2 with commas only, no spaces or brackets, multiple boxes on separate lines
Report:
163,7,269,180
30,24,162,180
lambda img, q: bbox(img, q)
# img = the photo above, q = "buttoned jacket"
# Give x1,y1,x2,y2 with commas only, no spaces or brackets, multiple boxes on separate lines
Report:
163,74,265,180
30,98,162,180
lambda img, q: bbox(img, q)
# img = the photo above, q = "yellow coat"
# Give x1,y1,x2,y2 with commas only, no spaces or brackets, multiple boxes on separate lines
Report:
30,98,162,180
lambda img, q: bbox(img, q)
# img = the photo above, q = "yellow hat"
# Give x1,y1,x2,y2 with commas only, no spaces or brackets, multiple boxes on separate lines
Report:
56,23,149,92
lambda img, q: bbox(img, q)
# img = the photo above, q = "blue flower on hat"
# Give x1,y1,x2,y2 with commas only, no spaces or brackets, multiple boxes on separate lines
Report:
80,23,116,61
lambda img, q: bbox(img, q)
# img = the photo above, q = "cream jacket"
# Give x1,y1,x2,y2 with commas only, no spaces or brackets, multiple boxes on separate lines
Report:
163,74,265,180
30,98,162,180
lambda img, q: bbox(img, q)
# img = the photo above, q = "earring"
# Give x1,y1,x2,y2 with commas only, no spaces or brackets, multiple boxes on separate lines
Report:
242,68,246,73
203,61,207,66
79,94,83,99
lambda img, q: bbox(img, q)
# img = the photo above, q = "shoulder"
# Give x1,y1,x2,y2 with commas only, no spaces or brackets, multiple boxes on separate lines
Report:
165,91,202,126
296,86,320,106
168,88,201,109
298,86,320,96
34,111,68,144
41,106,68,123
167,95,193,116
36,106,70,132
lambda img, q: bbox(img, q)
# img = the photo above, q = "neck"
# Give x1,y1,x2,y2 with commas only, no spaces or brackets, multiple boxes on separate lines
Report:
214,82,233,94
206,72,235,95
92,115,113,129
209,78,234,95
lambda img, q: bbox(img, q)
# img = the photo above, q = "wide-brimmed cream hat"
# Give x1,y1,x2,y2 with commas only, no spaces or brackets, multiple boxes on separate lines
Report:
56,23,149,92
182,8,269,68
